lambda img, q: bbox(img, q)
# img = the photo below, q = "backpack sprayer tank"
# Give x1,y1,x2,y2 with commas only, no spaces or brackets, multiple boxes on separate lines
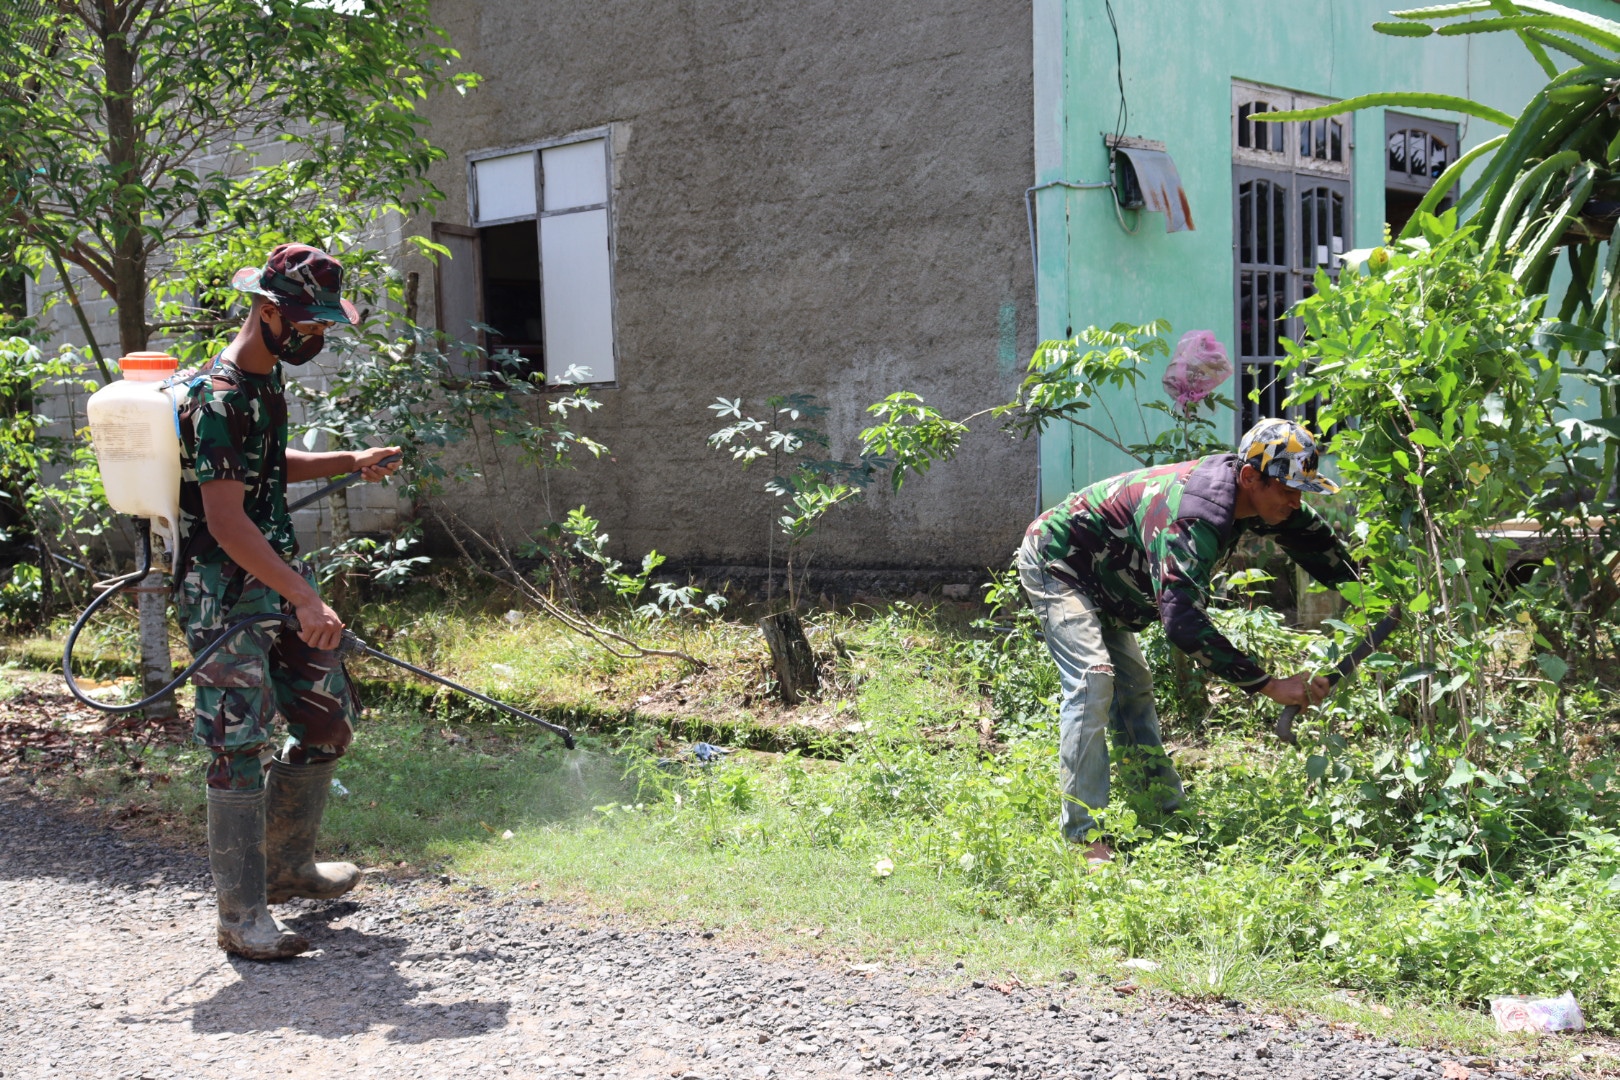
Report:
85,352,182,570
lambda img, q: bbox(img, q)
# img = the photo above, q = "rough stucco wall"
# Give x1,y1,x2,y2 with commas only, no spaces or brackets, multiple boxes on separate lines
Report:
413,0,1037,572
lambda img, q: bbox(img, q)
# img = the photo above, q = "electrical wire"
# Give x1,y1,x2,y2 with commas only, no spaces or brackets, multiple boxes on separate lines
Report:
1102,0,1138,236
1104,0,1128,147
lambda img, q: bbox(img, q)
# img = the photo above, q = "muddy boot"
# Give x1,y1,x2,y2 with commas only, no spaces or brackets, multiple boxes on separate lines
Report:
265,758,360,905
207,787,309,960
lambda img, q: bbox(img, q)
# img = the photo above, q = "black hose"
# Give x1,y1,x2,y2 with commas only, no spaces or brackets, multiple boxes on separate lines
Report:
60,520,575,748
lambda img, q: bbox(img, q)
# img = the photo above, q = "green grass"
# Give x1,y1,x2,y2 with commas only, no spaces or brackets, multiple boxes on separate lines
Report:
20,582,1620,1065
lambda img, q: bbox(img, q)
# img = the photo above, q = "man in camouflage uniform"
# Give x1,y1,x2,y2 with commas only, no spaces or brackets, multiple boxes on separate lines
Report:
1016,418,1354,863
176,243,400,959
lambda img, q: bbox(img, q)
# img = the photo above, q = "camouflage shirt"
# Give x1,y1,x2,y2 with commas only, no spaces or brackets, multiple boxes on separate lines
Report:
176,358,295,581
1026,453,1356,690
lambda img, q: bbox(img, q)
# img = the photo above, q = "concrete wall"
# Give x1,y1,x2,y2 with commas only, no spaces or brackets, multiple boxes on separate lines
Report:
1032,0,1617,505
411,0,1038,573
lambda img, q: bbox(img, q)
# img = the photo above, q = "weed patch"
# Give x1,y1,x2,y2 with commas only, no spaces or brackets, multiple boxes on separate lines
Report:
14,582,1620,1049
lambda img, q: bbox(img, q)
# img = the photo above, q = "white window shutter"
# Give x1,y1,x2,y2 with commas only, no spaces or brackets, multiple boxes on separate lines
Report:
539,208,615,383
473,152,538,223
541,139,607,211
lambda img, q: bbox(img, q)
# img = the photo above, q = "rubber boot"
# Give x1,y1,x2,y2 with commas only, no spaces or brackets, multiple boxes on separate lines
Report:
207,787,309,960
265,757,361,905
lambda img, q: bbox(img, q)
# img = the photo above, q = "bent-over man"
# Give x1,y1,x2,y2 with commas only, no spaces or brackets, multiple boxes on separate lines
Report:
1016,419,1355,863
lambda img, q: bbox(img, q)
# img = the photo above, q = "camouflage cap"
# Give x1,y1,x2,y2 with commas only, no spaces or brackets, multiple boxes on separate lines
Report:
1237,418,1340,494
230,243,360,325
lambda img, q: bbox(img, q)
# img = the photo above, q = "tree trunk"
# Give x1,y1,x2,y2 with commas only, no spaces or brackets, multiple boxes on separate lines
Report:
104,16,173,720
331,486,352,544
759,610,818,705
136,570,173,717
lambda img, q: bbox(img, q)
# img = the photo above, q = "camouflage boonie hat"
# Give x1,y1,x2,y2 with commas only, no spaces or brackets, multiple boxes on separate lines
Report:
231,243,360,325
1238,418,1340,494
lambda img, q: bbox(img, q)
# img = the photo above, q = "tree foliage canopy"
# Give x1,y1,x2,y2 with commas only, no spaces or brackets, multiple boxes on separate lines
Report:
0,0,476,354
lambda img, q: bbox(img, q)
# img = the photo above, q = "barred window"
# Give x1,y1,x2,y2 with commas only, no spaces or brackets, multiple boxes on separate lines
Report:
1232,81,1351,436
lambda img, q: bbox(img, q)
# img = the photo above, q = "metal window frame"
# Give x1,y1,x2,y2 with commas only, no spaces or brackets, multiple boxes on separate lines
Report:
1385,112,1461,194
1232,82,1354,437
463,129,619,387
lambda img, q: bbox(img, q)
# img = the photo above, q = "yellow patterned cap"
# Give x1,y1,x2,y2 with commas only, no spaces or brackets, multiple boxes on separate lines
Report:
1237,418,1340,494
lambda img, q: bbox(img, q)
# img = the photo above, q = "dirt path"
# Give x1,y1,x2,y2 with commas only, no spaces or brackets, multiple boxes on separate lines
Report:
0,785,1541,1080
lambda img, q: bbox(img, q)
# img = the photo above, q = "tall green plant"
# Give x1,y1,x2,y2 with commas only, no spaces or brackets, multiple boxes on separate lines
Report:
0,0,475,363
709,393,885,611
860,321,1236,496
0,337,102,623
1279,214,1563,730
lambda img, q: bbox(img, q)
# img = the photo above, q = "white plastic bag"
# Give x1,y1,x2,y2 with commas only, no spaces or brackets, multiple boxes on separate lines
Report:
1490,991,1585,1033
1162,330,1232,412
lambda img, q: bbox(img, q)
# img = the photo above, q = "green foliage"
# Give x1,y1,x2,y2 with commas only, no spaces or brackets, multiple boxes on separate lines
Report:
708,393,886,610
1281,215,1561,726
312,523,431,596
295,328,607,505
859,392,970,492
554,506,721,620
0,0,476,357
1003,321,1235,467
0,337,104,623
1262,2,1620,506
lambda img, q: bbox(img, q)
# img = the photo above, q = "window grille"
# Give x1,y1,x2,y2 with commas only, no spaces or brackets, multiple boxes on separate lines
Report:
1232,82,1351,436
1386,114,1458,193
1384,113,1459,238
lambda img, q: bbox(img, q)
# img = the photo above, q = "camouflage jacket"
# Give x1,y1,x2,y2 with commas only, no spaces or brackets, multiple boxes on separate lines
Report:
1025,452,1356,691
175,358,295,583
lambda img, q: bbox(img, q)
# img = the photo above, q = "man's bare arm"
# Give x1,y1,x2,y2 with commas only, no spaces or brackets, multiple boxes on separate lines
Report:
285,445,402,484
198,479,344,650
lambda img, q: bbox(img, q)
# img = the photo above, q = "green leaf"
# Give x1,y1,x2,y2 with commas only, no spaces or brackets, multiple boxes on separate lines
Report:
1374,20,1434,36
1254,92,1514,129
1433,13,1620,54
1536,652,1569,683
1534,319,1610,354
1407,427,1443,447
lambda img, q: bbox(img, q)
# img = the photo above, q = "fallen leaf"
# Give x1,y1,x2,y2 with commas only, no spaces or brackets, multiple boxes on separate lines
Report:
1442,1062,1471,1080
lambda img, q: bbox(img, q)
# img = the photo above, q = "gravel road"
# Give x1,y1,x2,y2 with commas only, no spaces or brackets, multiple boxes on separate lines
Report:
0,786,1553,1080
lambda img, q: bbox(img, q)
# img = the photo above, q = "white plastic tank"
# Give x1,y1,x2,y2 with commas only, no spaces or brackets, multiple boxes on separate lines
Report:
86,352,183,566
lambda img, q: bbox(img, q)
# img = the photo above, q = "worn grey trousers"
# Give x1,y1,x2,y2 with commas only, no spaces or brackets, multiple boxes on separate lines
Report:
1015,537,1185,843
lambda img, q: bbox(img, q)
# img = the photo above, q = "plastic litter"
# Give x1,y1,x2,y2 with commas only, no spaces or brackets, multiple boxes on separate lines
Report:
1120,957,1161,972
330,778,350,797
1490,992,1585,1033
1162,330,1232,413
692,742,730,764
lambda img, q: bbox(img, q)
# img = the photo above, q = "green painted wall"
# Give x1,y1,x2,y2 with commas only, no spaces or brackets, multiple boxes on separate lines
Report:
1032,0,1617,505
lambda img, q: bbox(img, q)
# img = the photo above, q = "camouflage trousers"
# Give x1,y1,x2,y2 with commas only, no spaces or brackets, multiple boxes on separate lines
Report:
176,559,359,791
1015,536,1184,843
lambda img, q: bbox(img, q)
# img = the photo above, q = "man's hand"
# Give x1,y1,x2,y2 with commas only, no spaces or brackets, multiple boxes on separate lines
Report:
356,445,403,483
293,594,346,652
1261,671,1332,709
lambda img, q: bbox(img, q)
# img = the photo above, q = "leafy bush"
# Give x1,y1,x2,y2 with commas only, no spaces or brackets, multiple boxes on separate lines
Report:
1283,214,1562,734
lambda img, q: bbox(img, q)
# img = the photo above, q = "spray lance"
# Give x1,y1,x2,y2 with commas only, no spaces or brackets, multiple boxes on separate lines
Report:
60,352,574,749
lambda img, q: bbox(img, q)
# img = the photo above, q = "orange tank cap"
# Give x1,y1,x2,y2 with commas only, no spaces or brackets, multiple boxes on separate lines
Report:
118,352,180,372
